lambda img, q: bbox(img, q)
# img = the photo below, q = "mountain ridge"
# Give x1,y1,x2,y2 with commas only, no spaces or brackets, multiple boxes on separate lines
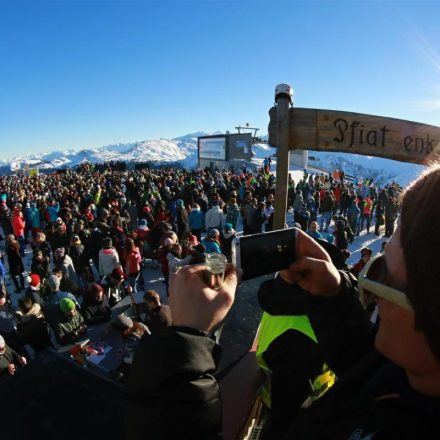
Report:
0,133,424,185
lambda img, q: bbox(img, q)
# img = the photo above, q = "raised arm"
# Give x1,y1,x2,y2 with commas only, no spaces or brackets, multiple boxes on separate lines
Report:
278,229,373,375
125,264,237,440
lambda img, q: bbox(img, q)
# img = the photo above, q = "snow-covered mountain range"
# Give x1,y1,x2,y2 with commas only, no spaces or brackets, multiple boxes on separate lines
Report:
0,132,424,186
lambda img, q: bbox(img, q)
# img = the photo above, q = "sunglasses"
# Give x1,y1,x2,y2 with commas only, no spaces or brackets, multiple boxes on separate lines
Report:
358,254,413,312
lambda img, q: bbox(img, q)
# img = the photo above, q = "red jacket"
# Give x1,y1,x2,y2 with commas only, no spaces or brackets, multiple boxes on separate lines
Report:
363,198,373,215
12,213,25,237
333,187,341,203
126,247,142,276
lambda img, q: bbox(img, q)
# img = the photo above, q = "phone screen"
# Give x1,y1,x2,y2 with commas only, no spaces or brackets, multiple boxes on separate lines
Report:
234,228,296,280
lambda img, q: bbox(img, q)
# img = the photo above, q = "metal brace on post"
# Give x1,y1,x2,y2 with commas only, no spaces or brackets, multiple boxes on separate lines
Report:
273,83,293,230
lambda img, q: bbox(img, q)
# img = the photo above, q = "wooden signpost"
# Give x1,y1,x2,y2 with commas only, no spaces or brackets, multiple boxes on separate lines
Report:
269,87,440,229
269,107,440,165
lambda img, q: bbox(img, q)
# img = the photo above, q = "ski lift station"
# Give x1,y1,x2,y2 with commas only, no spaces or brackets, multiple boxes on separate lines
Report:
197,129,308,171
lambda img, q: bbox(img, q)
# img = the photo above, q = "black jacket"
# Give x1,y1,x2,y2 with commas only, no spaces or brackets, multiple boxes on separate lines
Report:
139,304,172,334
31,257,50,281
68,244,88,274
0,345,21,379
81,295,111,325
6,243,24,276
125,328,222,440
24,286,44,306
124,273,440,440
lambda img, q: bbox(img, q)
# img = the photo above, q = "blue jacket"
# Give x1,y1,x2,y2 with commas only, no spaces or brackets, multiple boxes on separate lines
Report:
189,209,204,230
24,207,33,224
47,203,60,223
29,207,41,228
202,239,221,254
0,260,5,281
307,230,323,240
347,204,360,222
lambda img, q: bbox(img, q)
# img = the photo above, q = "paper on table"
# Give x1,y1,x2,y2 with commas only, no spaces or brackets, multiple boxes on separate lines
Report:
87,345,113,365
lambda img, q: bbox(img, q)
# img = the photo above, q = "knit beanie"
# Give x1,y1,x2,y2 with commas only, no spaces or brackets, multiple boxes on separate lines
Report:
401,163,440,362
48,275,61,292
60,297,76,315
112,314,133,329
89,283,103,296
26,273,41,288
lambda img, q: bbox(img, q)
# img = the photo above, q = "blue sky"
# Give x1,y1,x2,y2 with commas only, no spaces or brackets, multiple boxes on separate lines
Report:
1,0,440,159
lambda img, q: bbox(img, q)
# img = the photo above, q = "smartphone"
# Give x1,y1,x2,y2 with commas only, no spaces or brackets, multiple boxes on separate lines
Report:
232,228,298,281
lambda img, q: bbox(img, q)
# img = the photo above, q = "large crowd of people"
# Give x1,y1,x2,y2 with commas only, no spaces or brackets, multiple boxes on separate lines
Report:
0,159,421,439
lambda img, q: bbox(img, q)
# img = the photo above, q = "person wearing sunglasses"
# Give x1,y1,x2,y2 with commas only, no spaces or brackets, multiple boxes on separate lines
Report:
126,164,440,440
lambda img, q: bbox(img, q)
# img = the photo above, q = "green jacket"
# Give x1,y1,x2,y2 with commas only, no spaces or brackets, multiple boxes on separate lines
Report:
55,310,86,345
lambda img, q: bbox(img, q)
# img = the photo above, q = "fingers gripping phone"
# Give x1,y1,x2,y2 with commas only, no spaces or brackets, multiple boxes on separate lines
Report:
232,228,298,281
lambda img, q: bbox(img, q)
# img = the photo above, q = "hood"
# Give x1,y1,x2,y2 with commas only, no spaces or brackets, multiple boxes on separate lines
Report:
28,303,42,316
62,254,73,265
17,303,42,317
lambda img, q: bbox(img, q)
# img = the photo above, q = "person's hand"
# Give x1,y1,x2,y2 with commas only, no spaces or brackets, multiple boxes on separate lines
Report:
169,264,237,333
279,228,341,297
7,363,16,375
19,356,27,366
78,326,87,335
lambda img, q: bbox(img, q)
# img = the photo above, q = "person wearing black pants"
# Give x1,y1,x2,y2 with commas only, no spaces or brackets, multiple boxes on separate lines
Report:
5,237,24,293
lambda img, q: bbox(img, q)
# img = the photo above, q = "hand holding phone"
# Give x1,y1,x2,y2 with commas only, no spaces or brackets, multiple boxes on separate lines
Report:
232,228,298,281
278,228,341,297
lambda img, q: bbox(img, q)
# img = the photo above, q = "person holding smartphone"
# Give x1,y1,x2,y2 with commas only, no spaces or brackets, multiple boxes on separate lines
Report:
125,164,440,440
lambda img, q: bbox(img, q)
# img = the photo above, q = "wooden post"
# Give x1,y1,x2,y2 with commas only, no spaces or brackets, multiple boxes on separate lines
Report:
273,84,293,230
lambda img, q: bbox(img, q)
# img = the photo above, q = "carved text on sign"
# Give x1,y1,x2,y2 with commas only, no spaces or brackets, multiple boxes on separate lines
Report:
403,134,437,155
333,118,389,149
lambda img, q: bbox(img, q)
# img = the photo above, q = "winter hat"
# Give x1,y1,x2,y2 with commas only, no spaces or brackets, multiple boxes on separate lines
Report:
60,298,76,315
25,202,30,208
176,199,184,207
139,219,147,227
27,273,41,288
48,275,61,291
112,314,133,329
89,283,103,296
209,228,220,238
72,235,81,244
55,247,65,258
0,335,5,349
224,223,233,232
111,266,124,281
